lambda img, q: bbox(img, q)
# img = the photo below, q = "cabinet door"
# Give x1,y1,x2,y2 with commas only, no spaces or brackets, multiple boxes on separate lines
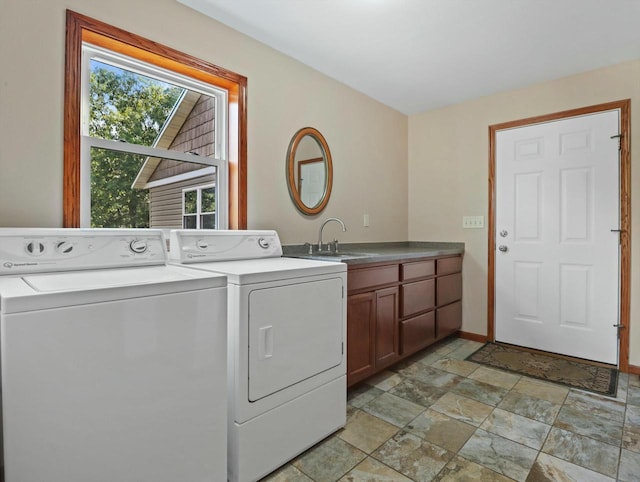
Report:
375,286,400,370
347,292,376,386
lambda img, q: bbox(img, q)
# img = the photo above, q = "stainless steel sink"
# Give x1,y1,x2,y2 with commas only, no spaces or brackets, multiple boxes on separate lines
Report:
314,252,369,259
288,252,370,260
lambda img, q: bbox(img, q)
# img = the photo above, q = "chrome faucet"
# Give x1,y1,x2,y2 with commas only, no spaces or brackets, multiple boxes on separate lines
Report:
318,217,346,252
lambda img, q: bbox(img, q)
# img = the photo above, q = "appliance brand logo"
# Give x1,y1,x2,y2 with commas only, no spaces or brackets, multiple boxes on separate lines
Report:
3,261,38,269
187,254,207,258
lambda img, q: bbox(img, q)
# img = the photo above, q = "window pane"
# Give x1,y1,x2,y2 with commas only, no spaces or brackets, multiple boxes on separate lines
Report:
201,187,216,213
89,146,149,228
183,215,196,229
89,59,217,157
90,146,216,229
201,214,216,229
89,60,183,146
184,190,197,214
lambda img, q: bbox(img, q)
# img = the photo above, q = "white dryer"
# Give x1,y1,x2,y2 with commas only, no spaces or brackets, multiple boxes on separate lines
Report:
170,230,347,482
0,229,228,482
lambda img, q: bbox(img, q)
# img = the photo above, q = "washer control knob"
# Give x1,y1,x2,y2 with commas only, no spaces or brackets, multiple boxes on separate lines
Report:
26,241,46,256
258,237,270,249
196,239,209,250
129,239,148,254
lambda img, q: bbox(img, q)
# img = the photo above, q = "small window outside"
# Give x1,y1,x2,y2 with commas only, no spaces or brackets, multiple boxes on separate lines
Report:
183,185,216,229
81,44,228,229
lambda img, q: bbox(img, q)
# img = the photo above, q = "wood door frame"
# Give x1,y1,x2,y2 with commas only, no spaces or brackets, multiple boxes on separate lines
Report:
297,157,324,198
488,100,631,371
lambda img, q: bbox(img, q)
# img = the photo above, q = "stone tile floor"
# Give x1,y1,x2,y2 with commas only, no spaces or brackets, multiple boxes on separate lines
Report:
262,337,640,481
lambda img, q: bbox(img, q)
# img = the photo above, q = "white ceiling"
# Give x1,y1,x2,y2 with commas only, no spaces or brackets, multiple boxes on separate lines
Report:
178,0,640,115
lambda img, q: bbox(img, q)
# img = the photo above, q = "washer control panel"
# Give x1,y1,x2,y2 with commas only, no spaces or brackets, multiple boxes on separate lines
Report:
170,230,282,263
0,229,167,274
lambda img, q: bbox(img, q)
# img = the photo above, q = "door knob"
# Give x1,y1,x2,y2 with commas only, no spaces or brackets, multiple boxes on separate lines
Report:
498,245,508,253
500,230,508,237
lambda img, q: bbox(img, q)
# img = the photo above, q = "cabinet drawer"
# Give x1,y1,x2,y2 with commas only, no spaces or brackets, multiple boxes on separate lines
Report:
400,311,435,355
348,265,399,292
436,272,462,306
437,256,462,276
437,301,462,338
401,279,435,317
401,260,435,281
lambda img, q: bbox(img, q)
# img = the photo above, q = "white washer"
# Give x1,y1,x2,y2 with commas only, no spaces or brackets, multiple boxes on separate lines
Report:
0,229,228,482
170,230,347,482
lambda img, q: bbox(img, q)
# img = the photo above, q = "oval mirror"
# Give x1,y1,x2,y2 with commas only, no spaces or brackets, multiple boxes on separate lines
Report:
286,127,333,215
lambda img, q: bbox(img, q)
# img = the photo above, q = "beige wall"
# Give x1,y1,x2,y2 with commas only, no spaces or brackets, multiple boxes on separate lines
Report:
408,59,640,365
0,0,408,243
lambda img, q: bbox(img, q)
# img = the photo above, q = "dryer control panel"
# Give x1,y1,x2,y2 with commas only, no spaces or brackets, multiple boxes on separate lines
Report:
0,229,167,274
170,230,282,263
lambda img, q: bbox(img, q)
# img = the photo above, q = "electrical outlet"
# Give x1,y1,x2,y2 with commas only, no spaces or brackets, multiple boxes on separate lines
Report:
462,215,485,229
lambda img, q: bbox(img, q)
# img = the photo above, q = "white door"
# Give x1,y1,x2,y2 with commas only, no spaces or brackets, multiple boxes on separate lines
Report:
495,110,620,364
300,160,326,207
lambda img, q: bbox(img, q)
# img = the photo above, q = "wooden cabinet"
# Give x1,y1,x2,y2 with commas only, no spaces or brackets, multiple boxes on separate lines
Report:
374,287,400,369
347,254,462,386
346,268,400,386
437,300,462,339
401,279,435,317
346,292,376,382
400,311,436,355
435,257,463,338
437,273,462,306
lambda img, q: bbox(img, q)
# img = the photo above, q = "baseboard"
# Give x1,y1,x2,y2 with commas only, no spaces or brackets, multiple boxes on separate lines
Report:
457,331,488,343
628,364,640,376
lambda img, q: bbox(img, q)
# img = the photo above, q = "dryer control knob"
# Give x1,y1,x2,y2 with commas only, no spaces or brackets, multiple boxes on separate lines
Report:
129,239,148,254
196,239,209,250
258,237,270,249
56,241,74,254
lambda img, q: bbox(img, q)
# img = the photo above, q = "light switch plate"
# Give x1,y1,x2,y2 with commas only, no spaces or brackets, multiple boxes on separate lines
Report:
462,215,484,229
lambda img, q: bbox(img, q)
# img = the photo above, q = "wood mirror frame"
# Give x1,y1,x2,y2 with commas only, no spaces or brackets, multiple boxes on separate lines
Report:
286,127,333,215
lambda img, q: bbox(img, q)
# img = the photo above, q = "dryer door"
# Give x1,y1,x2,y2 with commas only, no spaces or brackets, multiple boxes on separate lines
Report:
248,277,343,401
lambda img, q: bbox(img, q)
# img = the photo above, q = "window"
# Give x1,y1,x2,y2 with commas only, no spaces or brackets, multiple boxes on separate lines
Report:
82,45,227,229
183,184,216,229
64,10,247,229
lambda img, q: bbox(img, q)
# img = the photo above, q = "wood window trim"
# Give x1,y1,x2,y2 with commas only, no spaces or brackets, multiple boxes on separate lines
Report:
487,99,631,372
63,10,247,229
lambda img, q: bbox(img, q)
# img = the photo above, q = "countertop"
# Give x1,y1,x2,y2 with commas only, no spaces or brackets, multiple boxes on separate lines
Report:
282,241,464,265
